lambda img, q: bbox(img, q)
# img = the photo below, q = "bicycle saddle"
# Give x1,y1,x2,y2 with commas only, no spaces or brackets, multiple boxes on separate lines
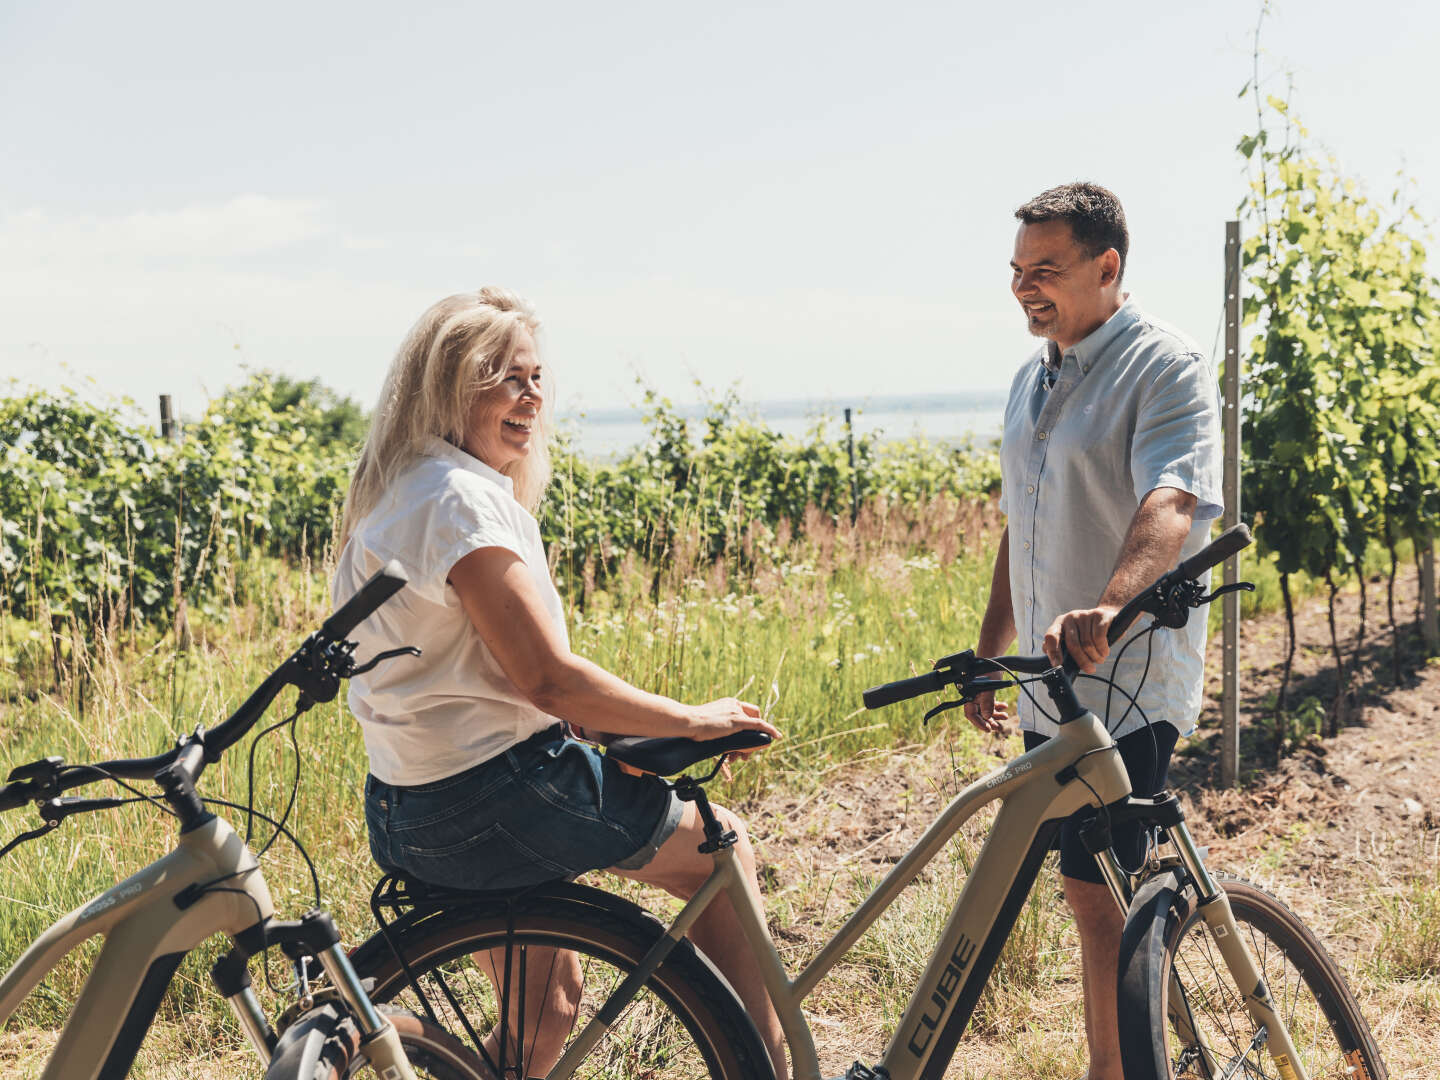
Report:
604,731,772,777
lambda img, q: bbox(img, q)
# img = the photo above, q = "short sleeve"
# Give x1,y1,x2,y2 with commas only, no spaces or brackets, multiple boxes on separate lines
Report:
406,477,527,603
1131,353,1224,520
995,357,1035,520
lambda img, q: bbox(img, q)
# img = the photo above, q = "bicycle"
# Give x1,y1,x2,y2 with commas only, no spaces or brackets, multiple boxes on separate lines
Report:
0,562,489,1080
339,525,1387,1080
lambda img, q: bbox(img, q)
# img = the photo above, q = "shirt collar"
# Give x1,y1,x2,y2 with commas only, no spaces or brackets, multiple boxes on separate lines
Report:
1042,294,1140,376
422,435,516,495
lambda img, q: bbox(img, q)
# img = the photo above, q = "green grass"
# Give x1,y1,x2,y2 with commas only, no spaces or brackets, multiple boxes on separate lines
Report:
1,505,1426,1076
1371,863,1440,983
0,499,1007,1067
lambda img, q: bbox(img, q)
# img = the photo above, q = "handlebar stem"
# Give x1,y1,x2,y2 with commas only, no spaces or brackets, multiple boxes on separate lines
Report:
156,740,213,832
1042,668,1088,724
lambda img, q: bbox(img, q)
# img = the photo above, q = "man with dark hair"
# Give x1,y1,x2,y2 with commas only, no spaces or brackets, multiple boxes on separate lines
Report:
965,182,1222,1080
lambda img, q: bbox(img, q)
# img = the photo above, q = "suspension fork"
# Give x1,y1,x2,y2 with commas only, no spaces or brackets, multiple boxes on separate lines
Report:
1169,820,1311,1080
214,910,419,1080
1086,798,1295,1079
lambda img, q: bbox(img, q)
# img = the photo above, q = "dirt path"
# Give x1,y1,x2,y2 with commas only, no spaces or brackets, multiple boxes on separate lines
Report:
744,563,1439,1078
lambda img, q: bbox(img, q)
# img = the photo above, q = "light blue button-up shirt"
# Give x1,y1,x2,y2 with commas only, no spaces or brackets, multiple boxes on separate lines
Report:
998,296,1223,738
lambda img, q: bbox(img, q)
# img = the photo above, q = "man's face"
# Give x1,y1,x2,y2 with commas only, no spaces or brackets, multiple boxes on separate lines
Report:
1010,220,1116,350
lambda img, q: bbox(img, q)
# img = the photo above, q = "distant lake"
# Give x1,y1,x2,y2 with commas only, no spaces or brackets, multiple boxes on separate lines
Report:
558,392,1007,460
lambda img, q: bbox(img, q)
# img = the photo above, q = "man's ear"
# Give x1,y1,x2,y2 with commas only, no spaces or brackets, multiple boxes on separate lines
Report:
1098,248,1122,288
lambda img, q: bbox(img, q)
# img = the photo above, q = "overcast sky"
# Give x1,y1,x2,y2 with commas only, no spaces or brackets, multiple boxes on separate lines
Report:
2,0,1436,428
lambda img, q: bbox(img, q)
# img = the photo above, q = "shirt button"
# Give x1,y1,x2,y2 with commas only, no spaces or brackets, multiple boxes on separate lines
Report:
1023,541,1031,550
1037,431,1047,440
1027,485,1035,494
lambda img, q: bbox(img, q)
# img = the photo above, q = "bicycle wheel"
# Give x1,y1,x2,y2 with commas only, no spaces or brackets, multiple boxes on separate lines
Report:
265,1003,491,1080
349,882,774,1080
1118,871,1386,1080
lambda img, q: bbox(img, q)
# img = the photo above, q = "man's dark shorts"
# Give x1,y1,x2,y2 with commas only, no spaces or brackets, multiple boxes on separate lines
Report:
1023,723,1179,884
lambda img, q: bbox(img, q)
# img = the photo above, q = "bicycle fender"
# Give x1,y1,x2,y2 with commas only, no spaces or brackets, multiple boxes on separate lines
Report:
1116,869,1186,1072
349,878,664,973
268,1003,354,1078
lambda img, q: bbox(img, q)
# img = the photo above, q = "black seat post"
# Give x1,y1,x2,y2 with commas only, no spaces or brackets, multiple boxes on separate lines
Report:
673,776,737,853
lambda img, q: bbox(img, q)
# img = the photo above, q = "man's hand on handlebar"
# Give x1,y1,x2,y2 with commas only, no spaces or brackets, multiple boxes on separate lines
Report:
1043,604,1121,675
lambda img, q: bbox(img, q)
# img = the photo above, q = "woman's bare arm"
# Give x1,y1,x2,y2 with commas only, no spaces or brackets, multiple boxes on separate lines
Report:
448,547,780,742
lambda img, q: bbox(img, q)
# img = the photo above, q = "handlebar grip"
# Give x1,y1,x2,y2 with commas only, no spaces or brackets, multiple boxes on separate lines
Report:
320,561,409,641
0,781,33,813
1175,523,1252,581
863,670,944,710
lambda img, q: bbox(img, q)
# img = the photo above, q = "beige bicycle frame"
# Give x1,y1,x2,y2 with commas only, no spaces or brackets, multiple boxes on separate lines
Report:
0,814,274,1080
551,708,1311,1080
0,809,423,1080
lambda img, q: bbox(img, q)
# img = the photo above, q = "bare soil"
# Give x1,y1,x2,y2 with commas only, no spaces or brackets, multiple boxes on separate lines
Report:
743,563,1440,1078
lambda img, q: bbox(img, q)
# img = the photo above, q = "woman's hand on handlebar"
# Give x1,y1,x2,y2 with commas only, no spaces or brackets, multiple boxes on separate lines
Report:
687,698,782,745
962,688,1010,735
1043,604,1121,674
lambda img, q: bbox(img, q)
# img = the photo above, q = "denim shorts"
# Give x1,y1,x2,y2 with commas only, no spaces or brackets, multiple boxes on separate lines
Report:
1023,722,1179,884
364,725,685,891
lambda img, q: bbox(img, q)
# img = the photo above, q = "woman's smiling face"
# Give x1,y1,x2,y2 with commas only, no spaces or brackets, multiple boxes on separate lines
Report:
463,326,543,470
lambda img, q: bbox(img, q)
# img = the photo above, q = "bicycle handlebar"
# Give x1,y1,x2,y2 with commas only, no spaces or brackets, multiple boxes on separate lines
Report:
863,523,1254,711
0,781,35,813
1177,522,1251,581
1,561,411,812
861,671,944,710
320,564,408,641
1104,523,1251,648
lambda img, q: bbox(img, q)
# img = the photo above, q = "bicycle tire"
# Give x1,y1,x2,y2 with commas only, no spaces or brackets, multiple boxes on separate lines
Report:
1118,871,1387,1080
348,882,775,1080
265,1002,492,1080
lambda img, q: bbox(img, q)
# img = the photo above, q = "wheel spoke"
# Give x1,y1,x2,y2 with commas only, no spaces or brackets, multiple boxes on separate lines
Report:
354,895,773,1080
1139,878,1384,1080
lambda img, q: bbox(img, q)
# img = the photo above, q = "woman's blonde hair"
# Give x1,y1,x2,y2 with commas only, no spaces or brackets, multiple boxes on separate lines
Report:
340,287,551,545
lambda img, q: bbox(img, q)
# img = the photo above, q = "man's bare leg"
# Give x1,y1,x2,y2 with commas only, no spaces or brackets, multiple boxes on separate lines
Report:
1066,875,1125,1080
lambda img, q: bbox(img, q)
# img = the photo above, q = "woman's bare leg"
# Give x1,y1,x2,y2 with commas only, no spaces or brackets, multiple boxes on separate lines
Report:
473,945,582,1077
610,801,787,1079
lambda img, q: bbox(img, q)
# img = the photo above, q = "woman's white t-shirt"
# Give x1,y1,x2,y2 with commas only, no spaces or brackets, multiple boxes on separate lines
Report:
331,436,569,785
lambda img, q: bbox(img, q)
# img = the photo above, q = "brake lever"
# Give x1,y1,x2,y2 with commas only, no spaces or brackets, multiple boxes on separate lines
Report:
38,796,128,826
348,646,422,677
0,821,58,863
1196,581,1255,605
923,678,1018,723
923,699,968,724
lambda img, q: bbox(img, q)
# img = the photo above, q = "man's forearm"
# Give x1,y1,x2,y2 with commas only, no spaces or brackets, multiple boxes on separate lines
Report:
1097,487,1198,613
978,527,1016,655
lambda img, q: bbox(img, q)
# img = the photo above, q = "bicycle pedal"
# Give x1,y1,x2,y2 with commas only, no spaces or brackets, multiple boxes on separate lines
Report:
830,1063,888,1080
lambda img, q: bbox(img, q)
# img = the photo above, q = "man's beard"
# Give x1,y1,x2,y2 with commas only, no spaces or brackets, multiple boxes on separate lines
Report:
1024,304,1058,339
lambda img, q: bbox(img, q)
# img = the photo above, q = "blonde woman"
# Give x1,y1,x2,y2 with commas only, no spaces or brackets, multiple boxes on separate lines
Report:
332,288,785,1078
